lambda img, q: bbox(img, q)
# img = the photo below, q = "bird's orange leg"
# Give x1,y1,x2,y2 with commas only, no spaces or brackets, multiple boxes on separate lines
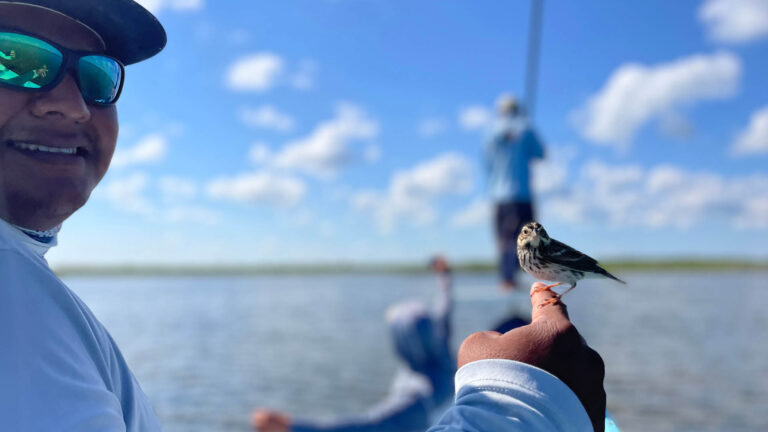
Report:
530,282,562,297
537,284,576,309
557,284,577,298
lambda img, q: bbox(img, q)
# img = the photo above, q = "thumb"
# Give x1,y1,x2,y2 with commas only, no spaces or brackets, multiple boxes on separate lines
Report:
530,282,570,322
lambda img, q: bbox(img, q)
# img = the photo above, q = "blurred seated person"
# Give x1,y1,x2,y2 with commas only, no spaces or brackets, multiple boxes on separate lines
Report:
252,257,455,432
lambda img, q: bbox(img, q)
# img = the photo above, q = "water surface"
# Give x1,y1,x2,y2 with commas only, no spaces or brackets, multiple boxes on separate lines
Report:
66,271,768,432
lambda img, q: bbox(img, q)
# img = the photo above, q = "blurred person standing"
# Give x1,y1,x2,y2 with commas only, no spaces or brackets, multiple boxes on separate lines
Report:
485,94,545,290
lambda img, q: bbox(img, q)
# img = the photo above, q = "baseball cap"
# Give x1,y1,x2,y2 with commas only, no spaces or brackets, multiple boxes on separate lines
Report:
0,0,166,65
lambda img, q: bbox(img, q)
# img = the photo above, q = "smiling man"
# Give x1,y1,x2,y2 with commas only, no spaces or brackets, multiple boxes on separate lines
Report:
0,1,165,430
0,2,608,431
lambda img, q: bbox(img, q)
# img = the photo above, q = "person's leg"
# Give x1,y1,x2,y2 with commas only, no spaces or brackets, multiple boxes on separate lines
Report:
494,203,507,284
498,202,521,288
501,201,536,288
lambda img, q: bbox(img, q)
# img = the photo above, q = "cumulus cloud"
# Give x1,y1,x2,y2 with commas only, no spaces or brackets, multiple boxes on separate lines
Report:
158,176,198,202
163,206,219,225
135,0,203,13
532,146,575,196
271,103,379,178
458,105,493,131
351,152,474,231
363,144,382,163
112,134,168,168
418,118,447,137
100,173,219,224
543,160,768,230
226,54,318,92
239,105,295,132
101,172,155,215
249,142,272,164
206,171,306,207
226,53,284,92
450,198,491,228
574,52,741,147
290,60,317,90
732,106,768,156
699,0,768,43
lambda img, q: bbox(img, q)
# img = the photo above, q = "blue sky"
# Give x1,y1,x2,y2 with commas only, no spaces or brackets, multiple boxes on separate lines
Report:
47,0,768,267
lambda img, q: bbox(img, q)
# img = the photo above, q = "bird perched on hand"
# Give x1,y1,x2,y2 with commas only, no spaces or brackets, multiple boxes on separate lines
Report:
517,222,625,307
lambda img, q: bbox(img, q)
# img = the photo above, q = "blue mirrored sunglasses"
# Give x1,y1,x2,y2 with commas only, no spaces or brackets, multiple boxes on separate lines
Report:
0,29,124,105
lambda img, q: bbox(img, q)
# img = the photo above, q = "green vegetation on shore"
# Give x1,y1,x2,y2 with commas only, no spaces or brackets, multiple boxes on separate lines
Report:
53,259,768,277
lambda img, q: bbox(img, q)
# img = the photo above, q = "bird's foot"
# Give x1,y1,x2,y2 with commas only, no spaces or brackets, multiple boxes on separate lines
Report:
537,295,562,309
530,282,562,297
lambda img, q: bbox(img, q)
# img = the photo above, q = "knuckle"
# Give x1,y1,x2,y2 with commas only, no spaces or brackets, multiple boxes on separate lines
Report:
587,347,605,372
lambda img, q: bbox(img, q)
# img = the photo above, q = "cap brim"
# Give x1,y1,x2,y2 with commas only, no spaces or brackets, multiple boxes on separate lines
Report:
1,0,166,65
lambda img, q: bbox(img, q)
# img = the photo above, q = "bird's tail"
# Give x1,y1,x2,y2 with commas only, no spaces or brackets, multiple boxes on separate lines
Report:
598,267,626,284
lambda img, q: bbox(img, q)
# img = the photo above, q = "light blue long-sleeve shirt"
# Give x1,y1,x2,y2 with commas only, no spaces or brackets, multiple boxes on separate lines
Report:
428,359,594,431
485,116,544,203
0,219,161,431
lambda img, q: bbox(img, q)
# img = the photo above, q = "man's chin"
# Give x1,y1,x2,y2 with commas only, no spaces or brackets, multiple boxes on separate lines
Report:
1,187,91,230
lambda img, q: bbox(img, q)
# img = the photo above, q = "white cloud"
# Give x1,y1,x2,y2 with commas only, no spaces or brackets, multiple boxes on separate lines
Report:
351,152,474,231
458,105,493,131
163,206,219,225
239,105,295,132
226,53,284,92
99,173,220,225
532,146,575,196
450,198,491,228
101,172,155,216
112,134,168,168
135,0,203,13
271,103,379,178
736,196,768,228
158,176,198,201
363,144,381,163
391,153,473,199
290,60,317,90
226,54,317,93
732,106,768,156
574,52,741,147
418,118,447,137
249,142,272,164
699,0,768,43
543,160,768,229
206,171,306,207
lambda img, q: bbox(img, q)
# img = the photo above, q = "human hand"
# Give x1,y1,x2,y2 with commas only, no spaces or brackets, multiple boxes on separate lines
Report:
429,255,451,275
457,282,606,432
251,409,291,432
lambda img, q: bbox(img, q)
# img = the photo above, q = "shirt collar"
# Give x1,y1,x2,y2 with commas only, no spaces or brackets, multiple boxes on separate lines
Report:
0,218,58,258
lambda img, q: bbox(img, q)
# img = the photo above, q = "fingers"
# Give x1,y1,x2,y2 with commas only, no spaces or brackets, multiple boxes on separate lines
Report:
530,282,569,322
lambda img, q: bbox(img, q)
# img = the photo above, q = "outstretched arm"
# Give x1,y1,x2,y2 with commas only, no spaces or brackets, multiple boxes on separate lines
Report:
429,256,452,344
253,391,431,432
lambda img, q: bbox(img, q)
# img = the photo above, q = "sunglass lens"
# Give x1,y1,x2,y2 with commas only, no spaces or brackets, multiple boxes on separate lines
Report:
78,55,123,105
0,32,62,89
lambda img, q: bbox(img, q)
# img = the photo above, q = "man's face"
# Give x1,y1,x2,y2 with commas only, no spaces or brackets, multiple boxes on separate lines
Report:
0,5,118,230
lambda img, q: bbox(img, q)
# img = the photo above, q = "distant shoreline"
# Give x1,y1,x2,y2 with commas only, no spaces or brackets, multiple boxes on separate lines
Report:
53,259,768,277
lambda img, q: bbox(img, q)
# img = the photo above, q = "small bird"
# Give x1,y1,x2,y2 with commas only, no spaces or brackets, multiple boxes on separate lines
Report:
517,222,625,307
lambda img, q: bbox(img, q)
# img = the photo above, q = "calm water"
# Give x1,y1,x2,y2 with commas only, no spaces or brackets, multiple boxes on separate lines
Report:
64,271,768,432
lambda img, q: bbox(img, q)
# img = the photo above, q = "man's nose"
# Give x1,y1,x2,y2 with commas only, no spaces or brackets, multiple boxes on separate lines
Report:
29,74,91,124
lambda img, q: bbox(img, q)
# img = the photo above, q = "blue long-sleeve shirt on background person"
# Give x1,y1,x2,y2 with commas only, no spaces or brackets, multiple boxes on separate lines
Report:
291,277,455,432
485,115,544,203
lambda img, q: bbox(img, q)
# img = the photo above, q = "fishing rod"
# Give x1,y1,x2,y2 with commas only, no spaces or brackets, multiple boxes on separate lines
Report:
524,0,544,122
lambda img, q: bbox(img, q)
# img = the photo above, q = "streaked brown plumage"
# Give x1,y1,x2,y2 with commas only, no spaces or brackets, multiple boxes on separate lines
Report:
517,222,625,306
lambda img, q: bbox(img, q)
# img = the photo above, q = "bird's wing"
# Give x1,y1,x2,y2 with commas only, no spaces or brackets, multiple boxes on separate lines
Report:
542,238,601,272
